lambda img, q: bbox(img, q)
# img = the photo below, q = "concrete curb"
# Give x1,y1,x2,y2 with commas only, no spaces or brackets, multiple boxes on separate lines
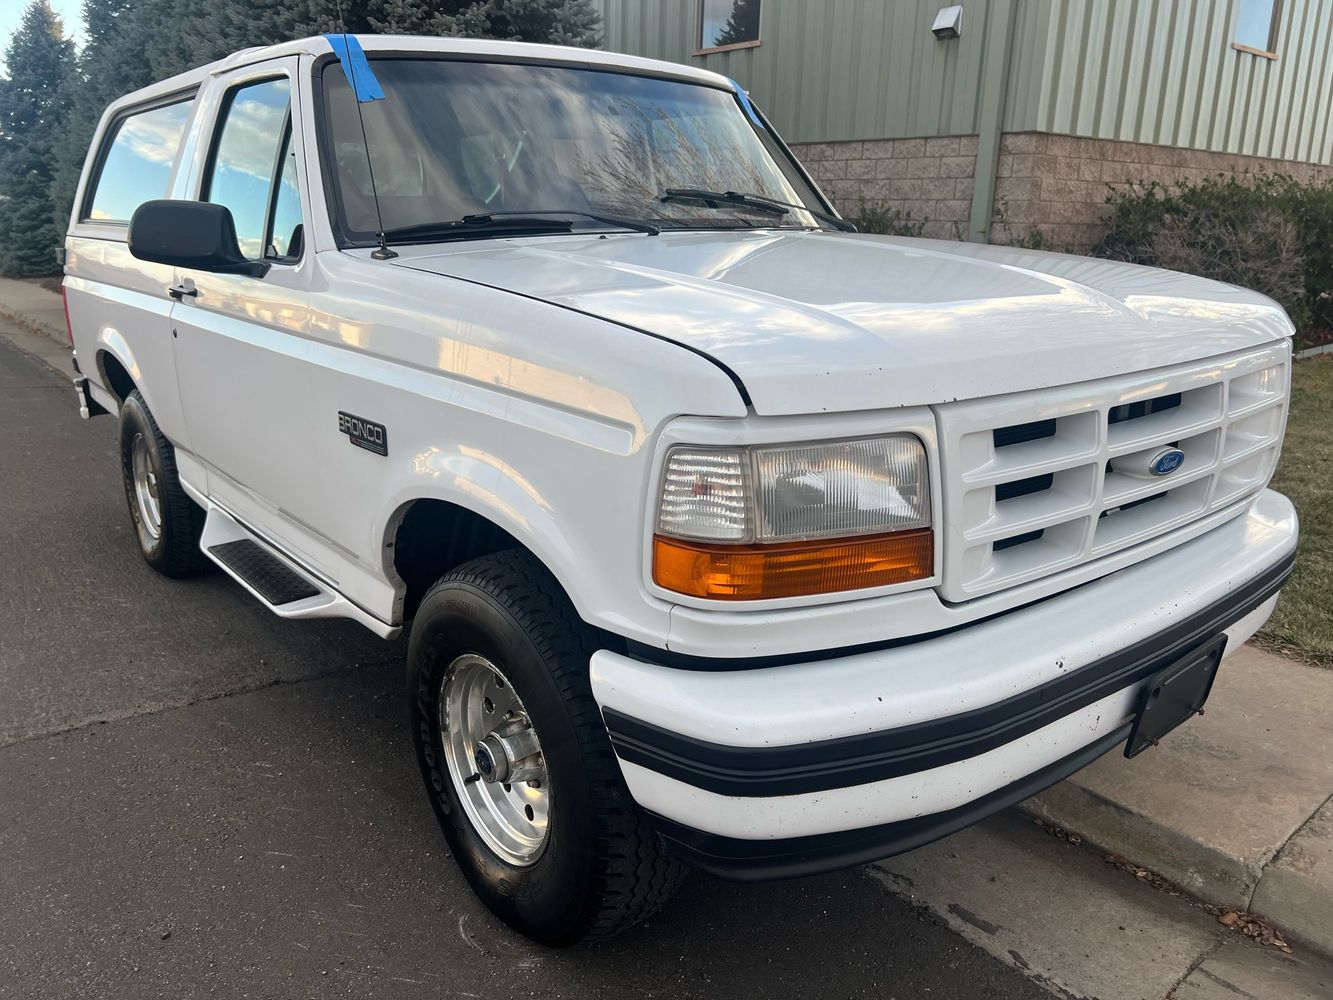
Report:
0,276,65,341
1021,791,1333,960
1250,798,1333,959
1295,342,1333,359
1020,787,1264,908
0,304,62,341
0,278,75,382
1024,645,1333,959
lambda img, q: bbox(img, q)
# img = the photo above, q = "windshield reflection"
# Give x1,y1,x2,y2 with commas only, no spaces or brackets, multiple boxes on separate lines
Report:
322,59,821,240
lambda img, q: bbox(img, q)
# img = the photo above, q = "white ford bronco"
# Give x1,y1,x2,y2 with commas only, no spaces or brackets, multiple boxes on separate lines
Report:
64,34,1298,945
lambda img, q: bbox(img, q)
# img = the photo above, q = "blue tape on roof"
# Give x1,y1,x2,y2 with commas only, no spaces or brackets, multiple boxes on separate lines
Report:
324,33,385,102
729,78,763,128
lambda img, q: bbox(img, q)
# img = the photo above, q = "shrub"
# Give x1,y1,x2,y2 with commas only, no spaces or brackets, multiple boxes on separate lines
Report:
855,200,926,237
1095,173,1333,350
1290,181,1333,343
1148,209,1306,320
991,198,1055,251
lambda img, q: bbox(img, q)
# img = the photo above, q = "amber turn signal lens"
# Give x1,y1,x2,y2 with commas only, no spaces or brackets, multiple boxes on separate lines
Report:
652,528,934,600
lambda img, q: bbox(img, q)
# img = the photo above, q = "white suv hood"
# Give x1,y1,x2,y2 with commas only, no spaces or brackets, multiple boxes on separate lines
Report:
390,230,1293,415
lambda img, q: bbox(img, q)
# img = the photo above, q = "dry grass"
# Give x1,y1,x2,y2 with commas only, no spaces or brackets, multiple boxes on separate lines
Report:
1256,356,1333,666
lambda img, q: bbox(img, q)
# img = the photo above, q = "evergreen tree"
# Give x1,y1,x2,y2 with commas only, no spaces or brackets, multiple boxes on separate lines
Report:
370,0,601,47
714,0,759,47
0,1,75,276
49,0,157,235
183,0,376,66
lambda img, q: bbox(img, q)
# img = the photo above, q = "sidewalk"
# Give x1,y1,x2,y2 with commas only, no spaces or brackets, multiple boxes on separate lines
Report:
1025,644,1333,957
0,275,66,340
0,276,72,380
876,810,1333,1000
1,274,1331,959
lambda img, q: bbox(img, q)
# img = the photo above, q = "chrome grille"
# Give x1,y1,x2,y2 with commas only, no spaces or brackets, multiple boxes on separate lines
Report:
935,344,1290,602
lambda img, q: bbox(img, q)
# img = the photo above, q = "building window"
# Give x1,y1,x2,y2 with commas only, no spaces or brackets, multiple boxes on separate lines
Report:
698,0,761,53
1233,0,1280,55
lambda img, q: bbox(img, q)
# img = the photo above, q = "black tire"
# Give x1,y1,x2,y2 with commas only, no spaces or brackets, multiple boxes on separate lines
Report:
118,389,207,577
408,549,686,945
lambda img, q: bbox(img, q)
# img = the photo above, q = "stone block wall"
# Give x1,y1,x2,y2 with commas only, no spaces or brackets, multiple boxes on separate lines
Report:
791,131,1333,251
791,136,978,240
994,133,1333,251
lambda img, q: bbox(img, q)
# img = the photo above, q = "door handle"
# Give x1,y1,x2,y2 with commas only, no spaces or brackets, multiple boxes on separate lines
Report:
168,279,198,301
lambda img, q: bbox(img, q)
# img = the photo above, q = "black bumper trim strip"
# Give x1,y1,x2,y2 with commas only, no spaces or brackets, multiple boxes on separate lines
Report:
605,551,1293,798
649,723,1133,882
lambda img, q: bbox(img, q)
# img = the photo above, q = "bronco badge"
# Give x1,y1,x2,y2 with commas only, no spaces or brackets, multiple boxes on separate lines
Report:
338,411,388,456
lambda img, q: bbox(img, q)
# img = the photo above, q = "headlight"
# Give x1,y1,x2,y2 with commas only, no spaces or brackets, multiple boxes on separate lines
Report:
653,435,933,599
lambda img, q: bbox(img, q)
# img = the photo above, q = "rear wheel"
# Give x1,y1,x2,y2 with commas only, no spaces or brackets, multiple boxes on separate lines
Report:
408,549,686,945
118,390,207,577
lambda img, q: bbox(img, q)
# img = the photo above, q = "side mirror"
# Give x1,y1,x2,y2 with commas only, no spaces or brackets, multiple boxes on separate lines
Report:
127,200,270,279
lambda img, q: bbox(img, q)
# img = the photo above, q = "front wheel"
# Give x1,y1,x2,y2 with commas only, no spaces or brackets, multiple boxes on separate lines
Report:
408,550,686,945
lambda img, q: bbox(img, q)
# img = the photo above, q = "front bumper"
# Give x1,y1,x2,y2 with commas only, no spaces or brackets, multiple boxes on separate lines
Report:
590,490,1297,880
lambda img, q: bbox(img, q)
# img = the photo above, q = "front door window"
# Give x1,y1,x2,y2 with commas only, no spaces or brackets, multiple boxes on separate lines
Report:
203,78,303,262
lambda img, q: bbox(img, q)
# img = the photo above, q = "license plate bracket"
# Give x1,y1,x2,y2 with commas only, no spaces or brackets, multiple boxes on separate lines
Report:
1125,634,1228,758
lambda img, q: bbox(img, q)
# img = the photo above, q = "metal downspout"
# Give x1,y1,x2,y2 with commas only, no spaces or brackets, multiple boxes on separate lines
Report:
969,0,1019,242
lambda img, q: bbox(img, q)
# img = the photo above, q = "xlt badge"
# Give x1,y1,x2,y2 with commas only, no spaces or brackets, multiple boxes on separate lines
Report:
338,411,388,456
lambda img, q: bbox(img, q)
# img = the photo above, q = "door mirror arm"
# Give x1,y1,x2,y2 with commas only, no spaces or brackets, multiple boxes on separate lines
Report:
127,200,270,280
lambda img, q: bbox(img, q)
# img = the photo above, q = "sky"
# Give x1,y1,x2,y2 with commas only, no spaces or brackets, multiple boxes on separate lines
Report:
1,0,86,70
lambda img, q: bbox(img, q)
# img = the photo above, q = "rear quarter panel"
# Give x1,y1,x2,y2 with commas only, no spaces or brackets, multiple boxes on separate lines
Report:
65,242,185,443
64,84,207,447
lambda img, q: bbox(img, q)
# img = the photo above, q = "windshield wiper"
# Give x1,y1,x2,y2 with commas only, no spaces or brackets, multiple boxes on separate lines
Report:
381,210,660,245
659,188,857,233
467,210,661,236
381,215,576,243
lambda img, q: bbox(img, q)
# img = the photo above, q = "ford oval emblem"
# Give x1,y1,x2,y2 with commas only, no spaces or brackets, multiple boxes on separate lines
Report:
1149,447,1185,476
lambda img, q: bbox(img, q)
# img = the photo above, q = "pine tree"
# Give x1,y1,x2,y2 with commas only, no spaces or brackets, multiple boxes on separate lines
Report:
479,0,601,46
0,1,75,276
181,0,603,61
49,0,158,235
714,0,759,47
370,0,601,47
182,0,377,67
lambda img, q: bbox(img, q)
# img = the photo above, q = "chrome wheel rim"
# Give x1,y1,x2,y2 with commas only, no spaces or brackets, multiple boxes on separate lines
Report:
439,654,550,866
130,433,162,541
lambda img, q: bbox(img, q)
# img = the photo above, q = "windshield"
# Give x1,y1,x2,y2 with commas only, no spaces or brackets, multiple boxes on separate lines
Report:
319,58,823,242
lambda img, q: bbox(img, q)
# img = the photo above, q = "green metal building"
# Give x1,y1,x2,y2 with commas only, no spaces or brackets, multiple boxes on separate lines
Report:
596,0,1333,244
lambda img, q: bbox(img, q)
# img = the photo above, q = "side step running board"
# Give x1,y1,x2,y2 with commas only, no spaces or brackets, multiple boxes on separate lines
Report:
209,538,320,606
199,504,400,639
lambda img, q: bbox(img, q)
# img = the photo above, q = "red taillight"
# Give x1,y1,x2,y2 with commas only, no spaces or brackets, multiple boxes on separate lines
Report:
61,286,73,345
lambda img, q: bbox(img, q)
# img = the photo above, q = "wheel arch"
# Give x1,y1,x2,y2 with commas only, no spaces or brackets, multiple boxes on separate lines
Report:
98,351,136,404
382,494,596,631
94,331,142,405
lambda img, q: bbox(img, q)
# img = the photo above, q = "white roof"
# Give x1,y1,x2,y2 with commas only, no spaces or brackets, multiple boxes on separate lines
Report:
109,34,733,111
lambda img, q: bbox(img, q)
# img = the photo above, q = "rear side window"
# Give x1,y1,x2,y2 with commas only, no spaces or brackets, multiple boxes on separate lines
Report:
203,78,301,261
84,97,194,224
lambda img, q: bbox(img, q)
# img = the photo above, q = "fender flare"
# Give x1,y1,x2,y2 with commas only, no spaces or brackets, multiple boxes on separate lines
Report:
93,328,143,404
379,473,597,630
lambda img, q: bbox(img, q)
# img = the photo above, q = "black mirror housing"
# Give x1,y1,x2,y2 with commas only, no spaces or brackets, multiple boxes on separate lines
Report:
127,200,271,279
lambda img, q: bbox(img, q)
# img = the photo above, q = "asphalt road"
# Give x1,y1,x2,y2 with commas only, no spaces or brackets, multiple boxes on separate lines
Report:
0,330,1048,999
